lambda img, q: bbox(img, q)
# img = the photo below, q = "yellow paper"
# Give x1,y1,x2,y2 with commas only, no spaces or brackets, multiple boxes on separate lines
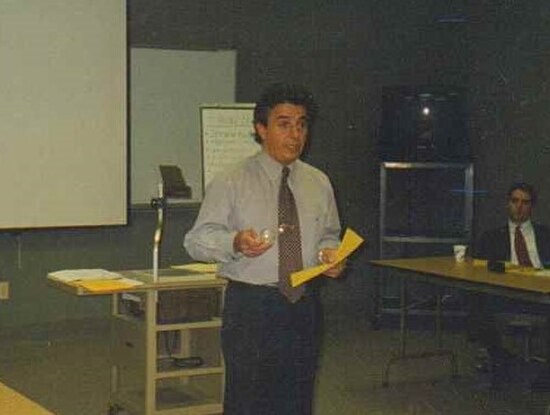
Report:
290,228,364,287
509,265,538,275
472,259,487,267
76,278,142,293
171,263,218,273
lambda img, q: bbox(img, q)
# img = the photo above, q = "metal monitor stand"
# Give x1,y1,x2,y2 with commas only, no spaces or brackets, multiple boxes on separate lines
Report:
151,183,165,284
149,165,193,286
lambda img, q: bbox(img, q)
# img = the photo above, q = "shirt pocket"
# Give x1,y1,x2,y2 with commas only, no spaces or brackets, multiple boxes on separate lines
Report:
299,208,324,244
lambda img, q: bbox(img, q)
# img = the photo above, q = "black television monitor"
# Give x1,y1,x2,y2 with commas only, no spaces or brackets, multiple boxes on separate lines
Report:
379,86,470,162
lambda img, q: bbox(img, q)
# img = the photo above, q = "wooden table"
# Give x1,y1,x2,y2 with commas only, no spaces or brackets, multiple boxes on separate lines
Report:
0,382,54,415
370,256,550,386
47,268,225,296
48,268,227,415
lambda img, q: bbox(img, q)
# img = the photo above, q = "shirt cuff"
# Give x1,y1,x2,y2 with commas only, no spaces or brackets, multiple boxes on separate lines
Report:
225,231,244,261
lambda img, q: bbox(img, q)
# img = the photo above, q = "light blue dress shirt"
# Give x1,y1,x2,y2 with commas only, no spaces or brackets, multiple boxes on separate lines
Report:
184,151,341,285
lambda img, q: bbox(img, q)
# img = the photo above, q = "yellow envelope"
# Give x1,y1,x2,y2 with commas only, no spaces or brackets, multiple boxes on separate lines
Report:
76,278,142,293
290,228,364,287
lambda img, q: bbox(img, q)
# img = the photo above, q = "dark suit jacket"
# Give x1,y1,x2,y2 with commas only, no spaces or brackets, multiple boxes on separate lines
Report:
476,223,550,267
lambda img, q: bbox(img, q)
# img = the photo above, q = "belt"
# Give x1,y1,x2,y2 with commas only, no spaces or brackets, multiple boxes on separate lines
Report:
227,280,314,299
227,279,279,290
226,280,318,307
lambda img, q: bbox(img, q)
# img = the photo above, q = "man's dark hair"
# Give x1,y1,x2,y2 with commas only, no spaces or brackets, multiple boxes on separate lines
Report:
253,83,318,143
507,182,537,204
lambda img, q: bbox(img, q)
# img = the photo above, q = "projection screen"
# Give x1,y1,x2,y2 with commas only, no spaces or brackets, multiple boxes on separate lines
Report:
0,0,127,229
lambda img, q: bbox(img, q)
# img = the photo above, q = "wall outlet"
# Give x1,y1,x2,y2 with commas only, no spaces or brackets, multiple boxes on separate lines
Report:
0,281,9,300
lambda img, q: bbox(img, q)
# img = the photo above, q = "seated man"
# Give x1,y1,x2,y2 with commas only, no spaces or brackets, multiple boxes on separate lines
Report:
477,182,550,267
472,182,550,387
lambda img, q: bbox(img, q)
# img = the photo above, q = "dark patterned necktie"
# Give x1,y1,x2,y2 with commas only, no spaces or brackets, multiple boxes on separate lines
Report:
515,225,533,267
278,166,305,302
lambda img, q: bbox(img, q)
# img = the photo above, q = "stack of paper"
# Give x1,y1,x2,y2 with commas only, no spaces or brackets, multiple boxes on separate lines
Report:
49,269,143,292
171,263,218,273
291,228,364,287
49,269,124,282
77,279,143,292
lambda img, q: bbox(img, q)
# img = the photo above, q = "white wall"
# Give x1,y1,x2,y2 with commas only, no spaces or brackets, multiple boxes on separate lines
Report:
130,48,237,205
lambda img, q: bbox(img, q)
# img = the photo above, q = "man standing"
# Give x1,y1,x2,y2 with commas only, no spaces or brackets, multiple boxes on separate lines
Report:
473,182,550,386
184,83,345,414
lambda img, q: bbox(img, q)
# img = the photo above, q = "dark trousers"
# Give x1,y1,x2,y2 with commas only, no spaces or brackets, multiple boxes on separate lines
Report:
468,293,550,359
221,280,320,415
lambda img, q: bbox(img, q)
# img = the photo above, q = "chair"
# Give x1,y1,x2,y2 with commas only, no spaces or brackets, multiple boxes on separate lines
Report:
502,313,544,362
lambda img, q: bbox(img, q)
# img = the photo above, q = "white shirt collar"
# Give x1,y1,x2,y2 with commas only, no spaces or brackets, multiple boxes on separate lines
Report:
508,219,533,231
257,150,299,184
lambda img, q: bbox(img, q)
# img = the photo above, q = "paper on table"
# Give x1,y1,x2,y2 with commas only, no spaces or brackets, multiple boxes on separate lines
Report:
76,278,143,293
290,228,364,287
48,269,124,282
171,263,218,273
513,267,550,277
472,260,550,277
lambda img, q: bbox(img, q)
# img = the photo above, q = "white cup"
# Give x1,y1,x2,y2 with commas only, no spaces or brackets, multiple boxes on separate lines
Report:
453,245,467,262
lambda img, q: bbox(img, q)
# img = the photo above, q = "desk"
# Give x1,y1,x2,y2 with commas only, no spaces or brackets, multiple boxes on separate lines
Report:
370,256,550,386
48,268,226,415
0,382,54,415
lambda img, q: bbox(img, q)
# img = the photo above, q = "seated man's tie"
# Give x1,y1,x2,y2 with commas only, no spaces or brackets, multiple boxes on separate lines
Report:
515,225,533,267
